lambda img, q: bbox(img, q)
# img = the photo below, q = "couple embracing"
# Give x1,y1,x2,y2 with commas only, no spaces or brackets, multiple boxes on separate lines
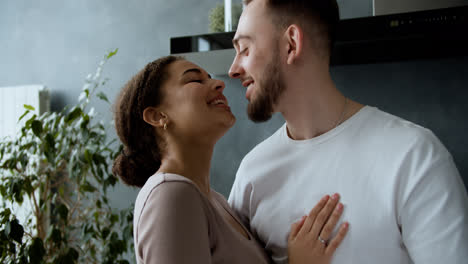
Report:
113,0,468,263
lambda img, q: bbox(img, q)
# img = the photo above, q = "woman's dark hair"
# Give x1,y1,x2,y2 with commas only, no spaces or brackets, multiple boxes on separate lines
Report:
112,55,183,187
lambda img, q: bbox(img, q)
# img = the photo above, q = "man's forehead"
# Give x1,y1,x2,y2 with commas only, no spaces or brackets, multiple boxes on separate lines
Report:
233,0,269,40
243,0,267,14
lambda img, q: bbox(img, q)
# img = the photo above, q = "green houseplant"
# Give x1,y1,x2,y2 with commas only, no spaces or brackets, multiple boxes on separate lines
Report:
209,3,243,32
0,49,134,264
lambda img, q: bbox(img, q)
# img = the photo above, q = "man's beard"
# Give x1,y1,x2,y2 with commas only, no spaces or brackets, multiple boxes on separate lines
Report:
247,54,286,123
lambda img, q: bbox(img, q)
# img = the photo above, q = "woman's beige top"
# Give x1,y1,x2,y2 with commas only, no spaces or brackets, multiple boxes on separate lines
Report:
133,172,271,264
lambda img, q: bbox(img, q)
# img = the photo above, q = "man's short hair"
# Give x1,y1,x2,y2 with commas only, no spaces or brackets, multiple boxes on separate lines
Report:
244,0,340,57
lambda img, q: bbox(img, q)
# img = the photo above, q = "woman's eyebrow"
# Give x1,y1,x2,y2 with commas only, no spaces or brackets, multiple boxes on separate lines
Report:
182,68,211,79
182,68,202,76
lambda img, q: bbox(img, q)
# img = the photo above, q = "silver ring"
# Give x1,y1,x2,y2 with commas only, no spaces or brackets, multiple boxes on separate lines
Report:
318,236,327,245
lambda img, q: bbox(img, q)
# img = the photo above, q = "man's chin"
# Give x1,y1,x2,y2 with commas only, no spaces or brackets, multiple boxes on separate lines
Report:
247,103,273,123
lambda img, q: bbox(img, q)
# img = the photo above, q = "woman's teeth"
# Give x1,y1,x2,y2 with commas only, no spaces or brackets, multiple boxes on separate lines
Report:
210,99,227,105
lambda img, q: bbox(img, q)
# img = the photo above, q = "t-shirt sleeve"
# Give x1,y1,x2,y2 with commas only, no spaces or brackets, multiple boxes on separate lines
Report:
397,131,468,263
136,181,212,264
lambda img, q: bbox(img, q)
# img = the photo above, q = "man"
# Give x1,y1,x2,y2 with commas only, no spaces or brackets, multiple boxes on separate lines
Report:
227,0,468,263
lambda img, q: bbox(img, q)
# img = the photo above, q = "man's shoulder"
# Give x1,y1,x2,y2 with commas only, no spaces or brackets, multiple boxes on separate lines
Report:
366,107,449,158
376,109,436,140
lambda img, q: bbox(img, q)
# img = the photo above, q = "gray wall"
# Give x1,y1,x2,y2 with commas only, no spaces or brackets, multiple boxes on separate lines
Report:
0,0,220,111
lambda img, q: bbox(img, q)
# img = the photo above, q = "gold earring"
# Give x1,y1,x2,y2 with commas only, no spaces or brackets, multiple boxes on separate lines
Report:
163,123,167,130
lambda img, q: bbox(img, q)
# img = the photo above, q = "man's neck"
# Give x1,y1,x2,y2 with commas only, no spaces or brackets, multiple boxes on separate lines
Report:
278,69,356,140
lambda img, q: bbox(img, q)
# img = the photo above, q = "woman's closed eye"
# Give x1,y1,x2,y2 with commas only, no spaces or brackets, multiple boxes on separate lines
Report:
189,77,211,84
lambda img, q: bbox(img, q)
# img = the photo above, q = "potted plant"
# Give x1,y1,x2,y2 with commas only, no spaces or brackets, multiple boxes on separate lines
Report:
209,2,243,32
0,49,134,264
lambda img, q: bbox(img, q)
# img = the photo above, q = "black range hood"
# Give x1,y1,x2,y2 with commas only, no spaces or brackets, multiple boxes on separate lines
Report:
170,5,468,74
333,5,468,65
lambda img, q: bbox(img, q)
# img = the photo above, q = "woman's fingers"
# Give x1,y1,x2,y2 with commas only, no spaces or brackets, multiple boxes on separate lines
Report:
297,195,330,237
287,194,349,263
325,222,349,255
317,202,344,242
289,216,306,241
309,193,340,239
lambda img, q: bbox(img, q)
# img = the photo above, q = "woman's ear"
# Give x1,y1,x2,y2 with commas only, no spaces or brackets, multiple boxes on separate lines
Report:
143,107,166,128
285,24,303,65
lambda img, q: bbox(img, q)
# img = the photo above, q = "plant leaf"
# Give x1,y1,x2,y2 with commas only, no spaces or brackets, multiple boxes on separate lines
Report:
65,107,83,124
28,237,46,264
0,208,12,221
31,120,43,137
84,149,93,164
101,227,110,239
97,92,109,103
81,181,97,193
78,91,87,102
55,203,69,223
106,48,118,59
67,247,79,262
18,110,30,122
24,104,35,111
47,228,62,246
44,133,56,163
8,240,16,254
7,219,24,243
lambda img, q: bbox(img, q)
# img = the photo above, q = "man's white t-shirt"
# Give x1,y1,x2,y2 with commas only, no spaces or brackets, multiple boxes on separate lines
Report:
228,106,468,264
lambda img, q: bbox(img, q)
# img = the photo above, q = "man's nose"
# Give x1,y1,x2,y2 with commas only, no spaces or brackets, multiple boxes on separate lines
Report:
229,56,243,78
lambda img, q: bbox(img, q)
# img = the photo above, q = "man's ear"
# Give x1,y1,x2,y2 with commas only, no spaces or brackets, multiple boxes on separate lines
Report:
284,24,303,65
143,107,166,128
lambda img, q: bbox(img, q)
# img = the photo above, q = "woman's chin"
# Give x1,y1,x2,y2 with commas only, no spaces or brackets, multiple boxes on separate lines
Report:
218,111,236,128
227,113,236,128
214,115,236,139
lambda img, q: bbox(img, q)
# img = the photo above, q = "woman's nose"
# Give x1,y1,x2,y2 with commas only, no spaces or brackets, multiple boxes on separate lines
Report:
213,79,225,92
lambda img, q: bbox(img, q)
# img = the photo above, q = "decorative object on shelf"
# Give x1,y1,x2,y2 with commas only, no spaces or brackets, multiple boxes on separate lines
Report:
0,49,134,264
209,2,242,32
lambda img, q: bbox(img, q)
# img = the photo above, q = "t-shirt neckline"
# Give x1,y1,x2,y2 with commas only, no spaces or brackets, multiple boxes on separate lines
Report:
281,105,374,146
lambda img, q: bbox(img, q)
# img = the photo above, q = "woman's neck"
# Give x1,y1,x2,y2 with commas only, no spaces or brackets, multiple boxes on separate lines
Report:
158,142,214,197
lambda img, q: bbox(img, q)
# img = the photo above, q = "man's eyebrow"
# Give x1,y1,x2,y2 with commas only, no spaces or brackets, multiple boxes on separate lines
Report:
232,35,252,47
182,68,211,79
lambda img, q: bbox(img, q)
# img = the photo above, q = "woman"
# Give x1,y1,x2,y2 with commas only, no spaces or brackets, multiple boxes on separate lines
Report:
112,56,349,264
